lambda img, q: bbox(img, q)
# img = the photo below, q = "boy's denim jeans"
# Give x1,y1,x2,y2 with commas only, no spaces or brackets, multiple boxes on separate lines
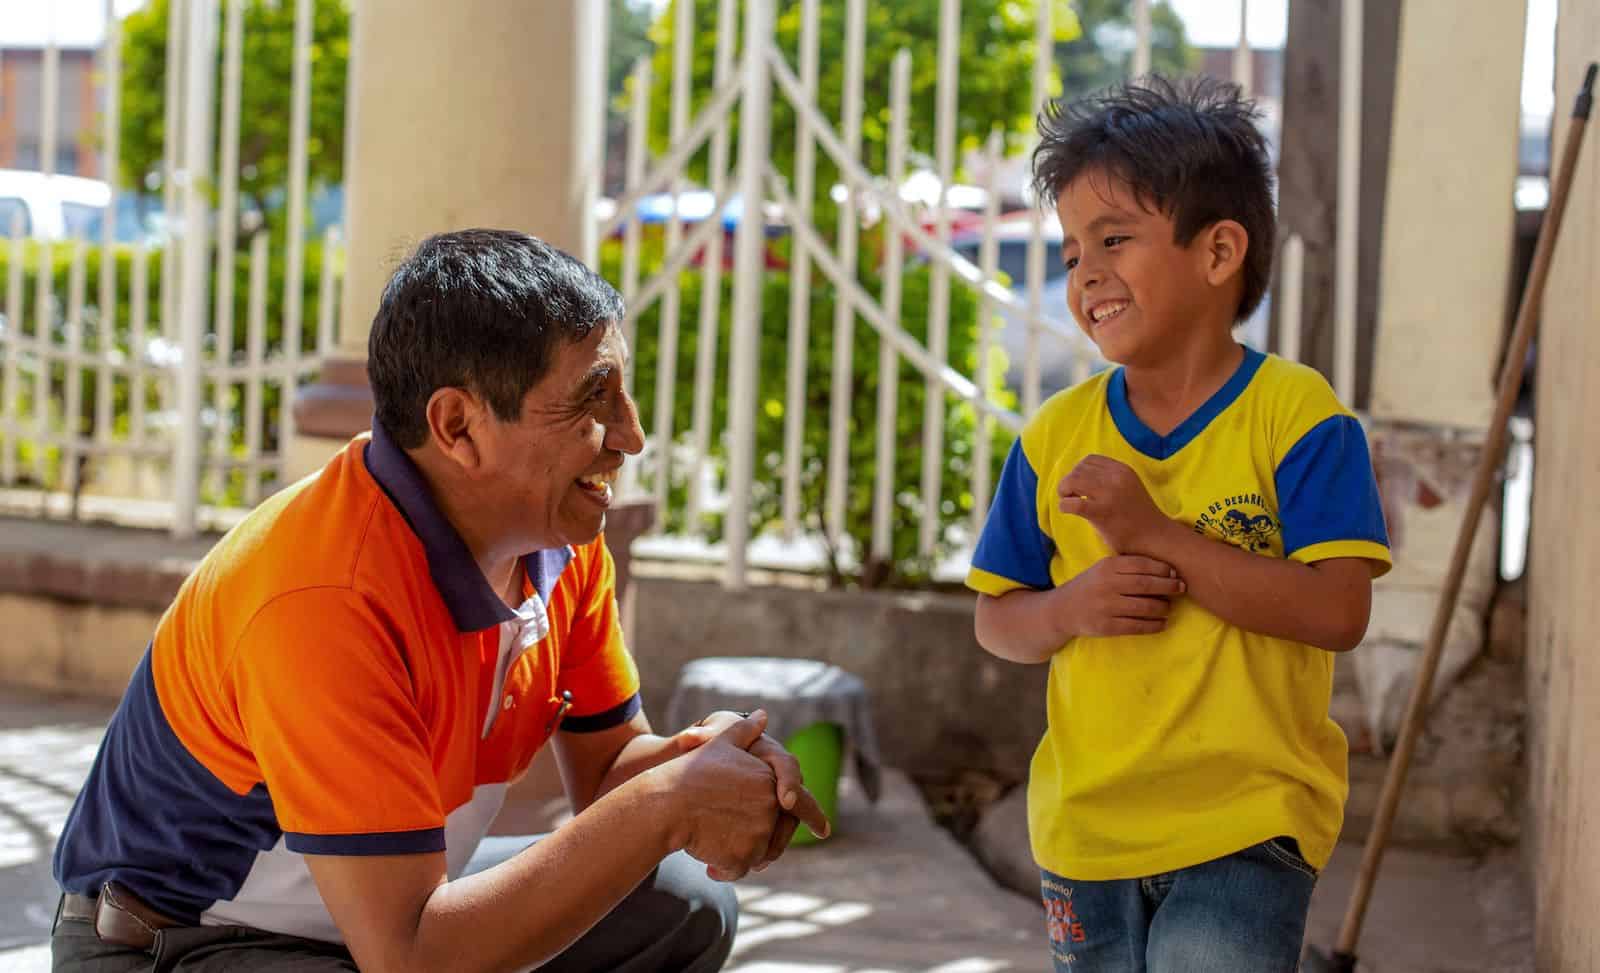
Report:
1039,837,1318,972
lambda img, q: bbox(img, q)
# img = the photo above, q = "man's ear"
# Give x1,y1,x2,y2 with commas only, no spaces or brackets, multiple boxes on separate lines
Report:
424,387,488,474
1202,219,1249,288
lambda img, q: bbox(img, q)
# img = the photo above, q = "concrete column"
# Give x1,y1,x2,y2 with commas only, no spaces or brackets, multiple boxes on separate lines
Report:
290,0,607,477
1369,0,1528,429
1341,0,1529,760
1527,7,1600,968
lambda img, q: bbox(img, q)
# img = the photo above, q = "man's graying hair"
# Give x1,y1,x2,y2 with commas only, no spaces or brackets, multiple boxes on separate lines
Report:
368,229,625,449
1032,75,1276,320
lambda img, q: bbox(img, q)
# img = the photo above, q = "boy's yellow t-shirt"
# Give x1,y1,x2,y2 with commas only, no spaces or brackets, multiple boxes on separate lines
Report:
967,348,1391,881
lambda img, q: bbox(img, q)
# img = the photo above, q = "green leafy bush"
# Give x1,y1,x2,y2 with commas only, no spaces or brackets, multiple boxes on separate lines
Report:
602,230,1014,587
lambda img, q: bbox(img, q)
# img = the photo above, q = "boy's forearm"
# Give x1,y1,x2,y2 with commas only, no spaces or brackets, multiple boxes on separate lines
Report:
1140,520,1371,652
975,587,1072,665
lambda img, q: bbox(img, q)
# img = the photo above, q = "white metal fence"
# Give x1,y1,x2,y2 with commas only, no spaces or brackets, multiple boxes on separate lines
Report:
0,0,1360,591
603,0,1333,587
0,0,342,539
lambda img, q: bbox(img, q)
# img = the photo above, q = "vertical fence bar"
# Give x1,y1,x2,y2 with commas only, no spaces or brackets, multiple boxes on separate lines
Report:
1233,0,1253,93
972,130,1003,539
96,0,122,449
685,0,739,533
278,0,314,472
1279,233,1304,363
1334,0,1362,405
3,218,23,485
318,226,340,356
824,0,866,549
616,55,651,502
173,0,218,539
39,11,60,484
130,242,149,448
621,58,651,344
652,0,695,525
156,246,174,419
871,49,912,565
1024,0,1051,416
583,0,610,271
918,0,959,558
42,22,60,175
780,0,821,540
63,242,88,495
210,0,244,497
244,232,268,505
161,0,186,362
32,240,52,484
1133,0,1152,77
723,0,773,590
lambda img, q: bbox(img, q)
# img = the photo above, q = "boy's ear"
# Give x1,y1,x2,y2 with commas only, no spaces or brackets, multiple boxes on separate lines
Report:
1202,220,1250,287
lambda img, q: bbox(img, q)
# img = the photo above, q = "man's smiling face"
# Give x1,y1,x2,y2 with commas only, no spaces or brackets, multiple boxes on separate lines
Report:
474,320,644,549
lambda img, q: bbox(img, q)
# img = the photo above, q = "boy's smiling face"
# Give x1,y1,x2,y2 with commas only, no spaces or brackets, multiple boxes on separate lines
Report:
1055,168,1242,368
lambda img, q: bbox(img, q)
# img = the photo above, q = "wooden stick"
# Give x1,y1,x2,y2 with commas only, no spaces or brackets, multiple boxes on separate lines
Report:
1333,61,1598,963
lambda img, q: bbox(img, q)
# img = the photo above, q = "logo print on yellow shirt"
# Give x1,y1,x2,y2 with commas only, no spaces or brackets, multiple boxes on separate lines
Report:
1194,492,1281,555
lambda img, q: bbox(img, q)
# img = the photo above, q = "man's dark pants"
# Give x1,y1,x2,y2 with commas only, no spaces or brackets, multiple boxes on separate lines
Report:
51,844,737,972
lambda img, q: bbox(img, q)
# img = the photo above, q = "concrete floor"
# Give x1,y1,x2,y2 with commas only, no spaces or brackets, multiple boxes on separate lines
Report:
0,688,1535,973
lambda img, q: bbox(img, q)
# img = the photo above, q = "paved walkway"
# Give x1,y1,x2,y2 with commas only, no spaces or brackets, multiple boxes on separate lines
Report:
0,691,1042,972
0,688,1534,973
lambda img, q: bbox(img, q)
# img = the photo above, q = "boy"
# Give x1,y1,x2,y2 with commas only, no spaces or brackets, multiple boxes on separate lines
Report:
967,77,1391,972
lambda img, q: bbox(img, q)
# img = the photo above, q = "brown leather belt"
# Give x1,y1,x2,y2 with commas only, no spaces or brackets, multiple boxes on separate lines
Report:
60,882,183,952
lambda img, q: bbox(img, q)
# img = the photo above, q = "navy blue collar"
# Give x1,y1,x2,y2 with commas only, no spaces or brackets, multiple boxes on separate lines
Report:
364,419,573,632
1107,346,1266,461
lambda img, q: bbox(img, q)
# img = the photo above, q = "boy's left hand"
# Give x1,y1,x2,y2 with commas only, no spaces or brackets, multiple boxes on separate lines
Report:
1058,455,1171,554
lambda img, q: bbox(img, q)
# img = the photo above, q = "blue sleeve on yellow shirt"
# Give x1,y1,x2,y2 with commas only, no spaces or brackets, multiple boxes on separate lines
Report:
970,439,1055,591
1275,414,1389,557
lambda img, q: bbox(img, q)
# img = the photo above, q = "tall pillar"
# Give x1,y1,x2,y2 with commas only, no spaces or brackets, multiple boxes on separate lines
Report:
1369,0,1528,429
290,0,607,476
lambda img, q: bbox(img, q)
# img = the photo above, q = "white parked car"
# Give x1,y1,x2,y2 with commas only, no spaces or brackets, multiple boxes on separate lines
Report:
0,168,117,242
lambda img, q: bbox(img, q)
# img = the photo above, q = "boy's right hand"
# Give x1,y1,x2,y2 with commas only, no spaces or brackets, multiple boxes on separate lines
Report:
1059,556,1186,637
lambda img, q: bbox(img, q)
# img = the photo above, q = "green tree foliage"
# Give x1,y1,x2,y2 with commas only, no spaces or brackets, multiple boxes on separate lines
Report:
603,233,1015,587
1054,0,1197,98
609,0,658,125
118,0,350,217
644,0,1076,216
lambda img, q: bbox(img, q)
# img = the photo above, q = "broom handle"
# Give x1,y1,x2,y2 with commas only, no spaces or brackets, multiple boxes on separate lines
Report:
1335,62,1597,957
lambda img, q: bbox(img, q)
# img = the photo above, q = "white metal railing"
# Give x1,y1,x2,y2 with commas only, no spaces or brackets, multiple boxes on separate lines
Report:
0,0,1343,586
0,0,343,538
601,0,1334,589
605,0,1088,587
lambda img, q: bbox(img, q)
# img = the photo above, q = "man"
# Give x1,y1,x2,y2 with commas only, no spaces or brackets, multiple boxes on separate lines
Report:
50,229,828,972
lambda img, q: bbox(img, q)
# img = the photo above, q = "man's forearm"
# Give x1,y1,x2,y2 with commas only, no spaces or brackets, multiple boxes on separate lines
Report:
1140,520,1369,652
595,733,686,800
427,772,678,971
321,769,681,973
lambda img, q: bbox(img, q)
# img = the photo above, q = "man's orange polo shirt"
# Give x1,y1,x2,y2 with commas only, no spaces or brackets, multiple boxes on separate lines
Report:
53,421,641,942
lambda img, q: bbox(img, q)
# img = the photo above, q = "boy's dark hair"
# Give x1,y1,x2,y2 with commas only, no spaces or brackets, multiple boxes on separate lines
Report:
368,229,625,449
1032,75,1276,320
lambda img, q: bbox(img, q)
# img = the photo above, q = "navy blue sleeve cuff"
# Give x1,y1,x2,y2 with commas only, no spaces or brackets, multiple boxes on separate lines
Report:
560,693,643,733
285,827,447,856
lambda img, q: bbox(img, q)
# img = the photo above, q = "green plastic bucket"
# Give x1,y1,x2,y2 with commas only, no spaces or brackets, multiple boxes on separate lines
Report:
784,721,843,845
